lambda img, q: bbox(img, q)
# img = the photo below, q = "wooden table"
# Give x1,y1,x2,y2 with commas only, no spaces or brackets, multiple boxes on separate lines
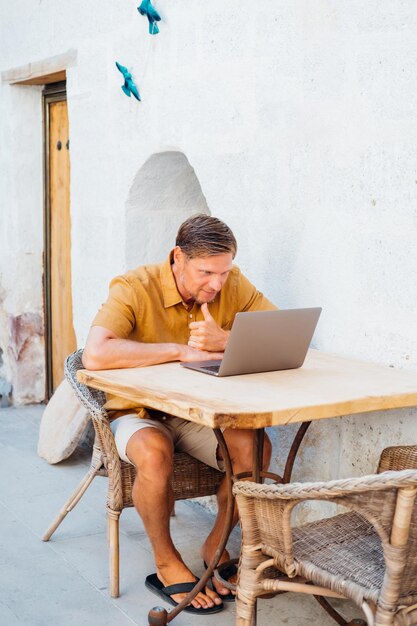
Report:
78,349,417,429
77,349,417,624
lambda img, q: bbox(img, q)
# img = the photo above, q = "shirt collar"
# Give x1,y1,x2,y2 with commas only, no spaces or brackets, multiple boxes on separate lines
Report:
161,251,184,308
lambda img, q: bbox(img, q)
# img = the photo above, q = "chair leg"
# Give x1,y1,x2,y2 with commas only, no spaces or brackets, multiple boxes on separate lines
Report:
42,460,103,541
236,597,257,626
108,509,120,598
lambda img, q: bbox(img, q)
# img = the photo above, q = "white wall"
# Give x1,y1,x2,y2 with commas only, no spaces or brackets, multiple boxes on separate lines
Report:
1,1,416,494
0,80,44,402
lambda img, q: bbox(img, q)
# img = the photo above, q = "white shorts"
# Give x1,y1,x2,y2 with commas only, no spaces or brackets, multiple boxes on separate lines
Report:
110,411,224,471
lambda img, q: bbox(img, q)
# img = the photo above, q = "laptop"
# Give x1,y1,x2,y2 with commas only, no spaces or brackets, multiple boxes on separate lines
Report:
181,307,322,377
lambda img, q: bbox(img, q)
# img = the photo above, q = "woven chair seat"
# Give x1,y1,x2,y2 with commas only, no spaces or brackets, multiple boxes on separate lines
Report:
292,511,384,603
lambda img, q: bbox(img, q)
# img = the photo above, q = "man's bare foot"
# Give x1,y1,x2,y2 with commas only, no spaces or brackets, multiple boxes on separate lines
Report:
201,546,237,597
156,557,223,610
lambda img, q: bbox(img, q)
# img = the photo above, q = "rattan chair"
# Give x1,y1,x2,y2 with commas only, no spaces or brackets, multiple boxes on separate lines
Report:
42,349,223,597
233,445,417,626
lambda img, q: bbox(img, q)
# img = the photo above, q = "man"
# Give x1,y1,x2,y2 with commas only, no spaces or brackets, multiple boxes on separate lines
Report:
83,214,276,613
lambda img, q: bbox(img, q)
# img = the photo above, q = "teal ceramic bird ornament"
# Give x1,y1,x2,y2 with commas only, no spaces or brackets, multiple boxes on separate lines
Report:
137,0,161,35
115,62,141,101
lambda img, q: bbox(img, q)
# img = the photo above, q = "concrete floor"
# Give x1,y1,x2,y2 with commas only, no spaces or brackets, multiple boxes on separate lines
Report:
0,405,360,626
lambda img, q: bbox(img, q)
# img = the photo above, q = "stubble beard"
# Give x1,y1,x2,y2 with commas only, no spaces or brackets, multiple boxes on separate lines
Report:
195,293,217,305
179,273,218,305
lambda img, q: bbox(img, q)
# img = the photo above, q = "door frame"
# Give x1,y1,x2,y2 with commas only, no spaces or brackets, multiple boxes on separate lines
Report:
42,81,67,400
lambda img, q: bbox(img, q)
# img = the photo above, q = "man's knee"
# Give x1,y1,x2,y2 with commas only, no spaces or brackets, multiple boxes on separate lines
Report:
126,427,174,476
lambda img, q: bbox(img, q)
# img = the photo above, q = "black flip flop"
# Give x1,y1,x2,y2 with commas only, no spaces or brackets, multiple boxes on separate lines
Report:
203,561,237,602
145,573,224,614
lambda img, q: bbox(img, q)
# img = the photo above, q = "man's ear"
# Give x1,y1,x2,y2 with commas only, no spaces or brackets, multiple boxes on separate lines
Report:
172,246,184,267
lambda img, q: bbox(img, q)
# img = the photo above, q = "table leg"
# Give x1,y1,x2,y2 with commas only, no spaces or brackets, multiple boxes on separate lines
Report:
283,421,311,483
148,423,312,623
313,596,349,625
148,607,168,626
252,429,264,482
243,423,313,485
214,426,303,595
148,428,234,625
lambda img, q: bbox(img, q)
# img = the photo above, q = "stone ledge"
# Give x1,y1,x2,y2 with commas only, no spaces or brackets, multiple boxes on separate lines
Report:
1,48,77,85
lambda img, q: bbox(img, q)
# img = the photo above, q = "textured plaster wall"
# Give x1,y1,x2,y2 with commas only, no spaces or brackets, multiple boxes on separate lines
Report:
0,1,416,496
0,81,44,403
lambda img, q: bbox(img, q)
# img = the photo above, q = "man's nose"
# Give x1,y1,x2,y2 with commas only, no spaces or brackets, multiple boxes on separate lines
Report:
209,276,223,291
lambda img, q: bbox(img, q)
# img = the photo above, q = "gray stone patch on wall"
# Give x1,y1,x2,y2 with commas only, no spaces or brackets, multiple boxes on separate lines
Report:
126,151,210,268
7,312,45,404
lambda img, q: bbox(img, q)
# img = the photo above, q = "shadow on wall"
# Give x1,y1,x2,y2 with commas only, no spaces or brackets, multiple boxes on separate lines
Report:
125,151,210,268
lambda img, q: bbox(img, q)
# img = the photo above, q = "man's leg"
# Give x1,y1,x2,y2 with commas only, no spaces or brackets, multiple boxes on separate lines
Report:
200,428,272,595
126,427,223,610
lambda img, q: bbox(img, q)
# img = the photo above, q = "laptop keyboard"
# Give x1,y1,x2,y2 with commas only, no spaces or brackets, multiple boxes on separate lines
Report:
201,365,220,373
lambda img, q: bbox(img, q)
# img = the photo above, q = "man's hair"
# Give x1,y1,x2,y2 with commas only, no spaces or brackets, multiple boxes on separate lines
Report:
175,214,237,259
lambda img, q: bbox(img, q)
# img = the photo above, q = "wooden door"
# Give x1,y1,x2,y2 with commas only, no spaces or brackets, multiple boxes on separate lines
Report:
45,90,76,397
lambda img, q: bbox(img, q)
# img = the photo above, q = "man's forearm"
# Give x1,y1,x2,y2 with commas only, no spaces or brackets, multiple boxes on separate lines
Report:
82,338,182,370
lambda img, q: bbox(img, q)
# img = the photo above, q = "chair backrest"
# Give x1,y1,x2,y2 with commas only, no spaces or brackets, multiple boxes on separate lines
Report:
377,445,417,603
64,349,107,419
64,349,121,493
378,445,417,473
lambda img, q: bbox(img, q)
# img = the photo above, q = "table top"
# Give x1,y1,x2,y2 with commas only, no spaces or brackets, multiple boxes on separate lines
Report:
77,350,417,429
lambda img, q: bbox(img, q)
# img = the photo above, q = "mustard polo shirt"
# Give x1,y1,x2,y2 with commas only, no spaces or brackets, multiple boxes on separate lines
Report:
92,252,277,414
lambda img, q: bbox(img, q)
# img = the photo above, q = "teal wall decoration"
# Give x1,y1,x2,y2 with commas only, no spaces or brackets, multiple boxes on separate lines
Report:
137,0,161,35
115,62,141,101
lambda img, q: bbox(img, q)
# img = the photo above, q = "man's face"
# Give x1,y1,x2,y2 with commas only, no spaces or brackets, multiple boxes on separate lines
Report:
173,248,233,305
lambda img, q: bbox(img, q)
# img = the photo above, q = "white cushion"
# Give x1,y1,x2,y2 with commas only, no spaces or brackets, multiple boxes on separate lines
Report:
37,379,90,464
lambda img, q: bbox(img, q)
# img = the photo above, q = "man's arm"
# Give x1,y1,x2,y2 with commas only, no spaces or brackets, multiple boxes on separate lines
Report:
82,325,223,370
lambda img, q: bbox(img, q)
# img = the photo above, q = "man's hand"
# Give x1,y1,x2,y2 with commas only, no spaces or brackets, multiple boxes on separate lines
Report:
178,344,224,362
188,303,230,352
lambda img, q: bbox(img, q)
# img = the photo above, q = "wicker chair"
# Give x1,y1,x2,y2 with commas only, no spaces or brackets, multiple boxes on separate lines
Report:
233,445,417,626
42,349,223,597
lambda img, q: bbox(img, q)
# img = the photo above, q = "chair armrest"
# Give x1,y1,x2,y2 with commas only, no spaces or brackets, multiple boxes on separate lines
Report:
234,470,417,581
233,469,417,502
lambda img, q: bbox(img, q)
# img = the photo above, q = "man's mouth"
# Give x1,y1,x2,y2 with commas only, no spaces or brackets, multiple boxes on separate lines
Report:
196,290,218,303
